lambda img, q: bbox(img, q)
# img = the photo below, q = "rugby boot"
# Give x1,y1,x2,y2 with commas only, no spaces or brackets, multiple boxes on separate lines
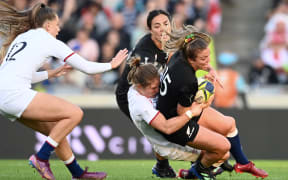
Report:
211,166,224,176
152,164,176,178
72,167,107,180
234,161,268,178
189,162,216,180
178,169,197,179
220,160,234,172
29,154,55,180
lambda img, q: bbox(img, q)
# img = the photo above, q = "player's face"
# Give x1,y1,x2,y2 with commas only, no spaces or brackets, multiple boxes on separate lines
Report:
43,15,60,37
142,78,160,98
150,14,171,43
190,47,210,70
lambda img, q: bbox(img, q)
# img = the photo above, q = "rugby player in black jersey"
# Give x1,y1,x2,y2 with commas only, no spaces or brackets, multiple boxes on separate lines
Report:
157,25,268,179
115,10,176,178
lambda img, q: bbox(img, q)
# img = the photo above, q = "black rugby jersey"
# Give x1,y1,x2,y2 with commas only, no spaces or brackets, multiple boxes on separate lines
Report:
115,33,168,103
157,50,198,120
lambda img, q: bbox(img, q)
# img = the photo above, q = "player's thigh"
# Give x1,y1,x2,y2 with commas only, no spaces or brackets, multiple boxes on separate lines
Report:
21,92,83,122
187,126,230,153
198,107,235,136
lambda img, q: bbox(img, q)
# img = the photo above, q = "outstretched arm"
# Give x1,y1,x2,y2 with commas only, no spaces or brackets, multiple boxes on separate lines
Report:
66,49,128,74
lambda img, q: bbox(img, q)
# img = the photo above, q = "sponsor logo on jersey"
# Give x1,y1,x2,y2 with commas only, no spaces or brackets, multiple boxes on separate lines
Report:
186,126,195,138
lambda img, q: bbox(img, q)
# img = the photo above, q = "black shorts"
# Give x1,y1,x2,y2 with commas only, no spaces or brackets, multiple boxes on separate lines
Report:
164,115,201,146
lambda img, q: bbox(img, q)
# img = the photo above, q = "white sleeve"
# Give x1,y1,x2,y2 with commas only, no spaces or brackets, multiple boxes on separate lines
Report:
140,99,160,125
48,37,74,61
66,53,112,74
31,71,48,84
47,37,112,74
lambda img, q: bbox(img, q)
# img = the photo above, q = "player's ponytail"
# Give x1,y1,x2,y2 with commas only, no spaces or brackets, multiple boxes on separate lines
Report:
163,24,211,61
0,2,56,63
127,57,159,87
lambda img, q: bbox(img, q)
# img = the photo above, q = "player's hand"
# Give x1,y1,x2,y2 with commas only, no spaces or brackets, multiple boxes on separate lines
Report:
201,94,215,109
48,64,73,78
190,101,203,117
110,49,128,69
205,67,223,89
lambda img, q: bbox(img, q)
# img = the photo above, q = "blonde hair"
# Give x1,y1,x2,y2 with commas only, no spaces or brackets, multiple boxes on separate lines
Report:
163,24,211,60
127,57,159,87
0,2,57,63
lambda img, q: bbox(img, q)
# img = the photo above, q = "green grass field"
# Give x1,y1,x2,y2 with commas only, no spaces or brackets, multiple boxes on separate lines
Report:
0,159,287,180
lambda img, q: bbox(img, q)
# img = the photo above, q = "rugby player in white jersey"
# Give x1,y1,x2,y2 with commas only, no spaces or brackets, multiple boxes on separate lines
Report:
0,2,128,180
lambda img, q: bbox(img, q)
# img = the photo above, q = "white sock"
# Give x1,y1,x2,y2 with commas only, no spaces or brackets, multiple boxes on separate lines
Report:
64,154,75,165
47,136,59,148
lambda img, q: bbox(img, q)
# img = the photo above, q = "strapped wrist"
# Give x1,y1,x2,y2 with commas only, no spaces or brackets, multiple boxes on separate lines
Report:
185,110,193,119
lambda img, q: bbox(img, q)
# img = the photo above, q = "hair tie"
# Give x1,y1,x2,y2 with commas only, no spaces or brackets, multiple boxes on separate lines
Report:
184,33,195,44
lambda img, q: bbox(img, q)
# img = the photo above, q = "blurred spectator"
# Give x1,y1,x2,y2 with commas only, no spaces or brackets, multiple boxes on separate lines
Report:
172,13,186,30
99,42,120,86
115,0,143,35
261,13,288,48
66,27,100,89
131,13,148,48
68,27,100,61
248,57,279,86
206,0,222,34
100,13,131,50
78,1,111,40
260,45,288,83
213,52,247,108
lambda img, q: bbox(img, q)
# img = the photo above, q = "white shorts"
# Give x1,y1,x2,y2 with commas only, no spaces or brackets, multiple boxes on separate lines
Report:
0,89,37,122
152,143,201,162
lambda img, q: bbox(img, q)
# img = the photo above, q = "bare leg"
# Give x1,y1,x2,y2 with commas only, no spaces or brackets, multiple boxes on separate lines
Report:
198,107,236,136
20,92,83,143
18,119,73,161
186,126,230,167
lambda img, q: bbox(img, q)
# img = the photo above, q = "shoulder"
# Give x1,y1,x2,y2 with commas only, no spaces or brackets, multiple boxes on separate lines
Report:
135,34,152,47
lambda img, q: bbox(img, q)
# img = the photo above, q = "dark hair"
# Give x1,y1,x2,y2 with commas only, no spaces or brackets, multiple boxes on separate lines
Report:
184,38,209,60
0,2,57,62
127,57,159,87
147,9,171,30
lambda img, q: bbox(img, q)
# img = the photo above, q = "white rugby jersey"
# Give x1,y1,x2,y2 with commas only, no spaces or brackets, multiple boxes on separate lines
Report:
0,28,112,90
128,86,172,146
0,28,73,89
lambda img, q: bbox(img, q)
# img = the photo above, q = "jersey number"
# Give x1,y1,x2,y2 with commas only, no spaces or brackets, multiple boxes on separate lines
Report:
160,69,171,96
5,42,27,61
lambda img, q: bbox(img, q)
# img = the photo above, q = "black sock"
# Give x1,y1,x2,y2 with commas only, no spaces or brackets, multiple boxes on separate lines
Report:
156,158,169,168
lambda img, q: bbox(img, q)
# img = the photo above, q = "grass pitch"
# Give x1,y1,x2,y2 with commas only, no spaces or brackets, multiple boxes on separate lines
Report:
0,159,287,180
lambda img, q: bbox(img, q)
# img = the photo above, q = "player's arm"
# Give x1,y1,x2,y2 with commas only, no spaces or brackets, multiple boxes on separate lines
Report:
50,38,128,74
150,102,202,135
65,49,128,74
31,64,72,84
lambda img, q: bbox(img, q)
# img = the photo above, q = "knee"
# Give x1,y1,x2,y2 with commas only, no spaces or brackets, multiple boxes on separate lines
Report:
70,106,84,125
217,139,231,156
224,116,236,135
222,151,230,161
